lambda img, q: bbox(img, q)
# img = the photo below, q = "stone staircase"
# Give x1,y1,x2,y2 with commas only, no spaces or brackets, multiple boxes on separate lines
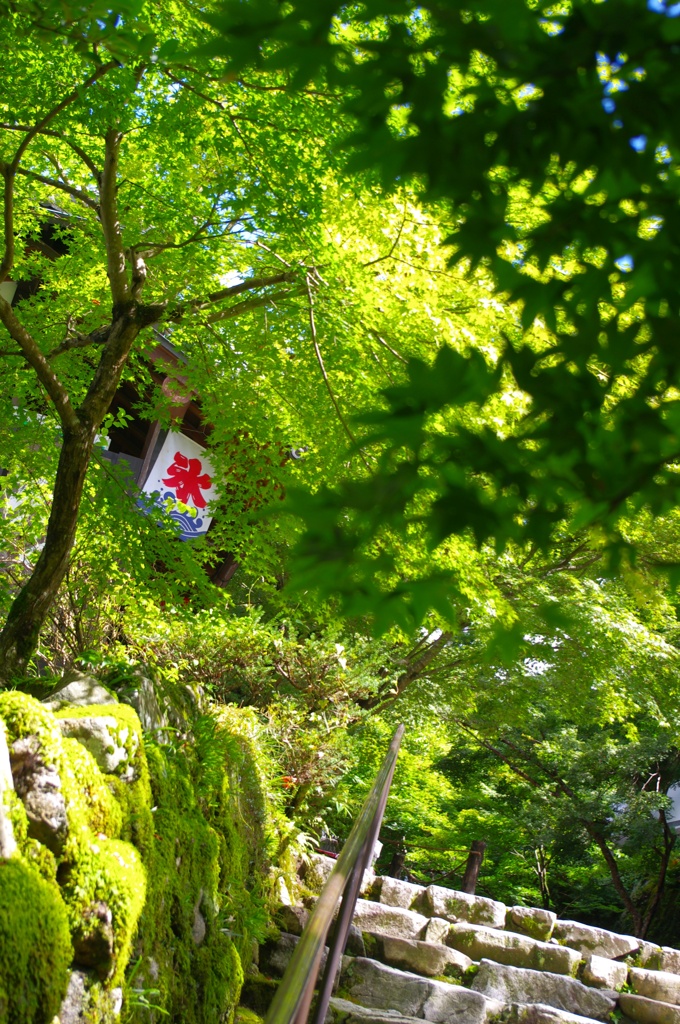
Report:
258,853,680,1024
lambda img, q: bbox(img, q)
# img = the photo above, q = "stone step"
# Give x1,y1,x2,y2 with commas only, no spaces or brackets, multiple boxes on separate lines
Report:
470,960,617,1022
619,992,680,1024
630,967,680,1006
506,907,557,942
502,1004,608,1024
339,955,499,1024
364,933,472,979
376,877,427,913
326,997,433,1024
581,954,627,991
352,899,430,941
444,923,580,976
423,885,506,929
551,920,638,960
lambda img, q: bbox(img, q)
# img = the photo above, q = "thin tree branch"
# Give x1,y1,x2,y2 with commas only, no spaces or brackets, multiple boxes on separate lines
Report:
204,286,305,325
15,166,99,210
0,124,100,178
363,204,408,268
0,296,78,431
1,61,115,286
100,128,129,308
306,271,372,471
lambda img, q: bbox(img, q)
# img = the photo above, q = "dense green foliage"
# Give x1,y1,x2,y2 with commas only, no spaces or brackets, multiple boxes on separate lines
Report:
3,0,680,972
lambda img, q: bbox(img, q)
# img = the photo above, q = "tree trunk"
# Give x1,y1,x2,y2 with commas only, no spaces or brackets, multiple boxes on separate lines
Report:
461,840,486,894
0,421,95,680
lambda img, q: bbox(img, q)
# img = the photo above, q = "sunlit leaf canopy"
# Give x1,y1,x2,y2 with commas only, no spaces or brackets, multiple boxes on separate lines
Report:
197,0,680,622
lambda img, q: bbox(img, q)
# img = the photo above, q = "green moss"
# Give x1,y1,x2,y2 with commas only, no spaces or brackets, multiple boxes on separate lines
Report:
60,837,146,984
63,738,123,839
0,859,72,1024
22,839,58,882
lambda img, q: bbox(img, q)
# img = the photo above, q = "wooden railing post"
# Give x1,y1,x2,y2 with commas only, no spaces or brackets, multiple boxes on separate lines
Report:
265,725,405,1024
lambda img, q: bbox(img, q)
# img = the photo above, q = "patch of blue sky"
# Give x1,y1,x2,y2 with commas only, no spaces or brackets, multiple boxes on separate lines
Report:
602,97,616,113
647,0,680,13
629,134,647,152
656,143,672,164
615,254,634,272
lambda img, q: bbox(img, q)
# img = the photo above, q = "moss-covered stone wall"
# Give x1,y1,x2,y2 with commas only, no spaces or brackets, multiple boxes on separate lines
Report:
0,674,283,1024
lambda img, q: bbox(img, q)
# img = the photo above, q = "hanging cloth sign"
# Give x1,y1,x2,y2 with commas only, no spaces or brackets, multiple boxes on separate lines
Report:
142,431,217,539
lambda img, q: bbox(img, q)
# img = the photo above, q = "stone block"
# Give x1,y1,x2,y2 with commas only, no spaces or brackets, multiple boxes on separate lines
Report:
506,906,557,942
57,715,138,779
352,899,429,941
378,877,426,913
10,736,68,854
445,923,580,976
340,956,489,1024
619,993,680,1024
260,933,327,977
471,959,617,1021
275,904,309,936
327,997,427,1024
424,886,506,928
659,949,680,977
552,920,638,959
303,853,374,897
422,918,451,945
630,967,680,1005
43,672,116,711
502,1003,610,1024
638,942,664,970
581,954,627,991
367,934,472,978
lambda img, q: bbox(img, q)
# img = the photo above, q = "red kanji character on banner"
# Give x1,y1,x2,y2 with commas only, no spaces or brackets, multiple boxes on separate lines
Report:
163,452,212,508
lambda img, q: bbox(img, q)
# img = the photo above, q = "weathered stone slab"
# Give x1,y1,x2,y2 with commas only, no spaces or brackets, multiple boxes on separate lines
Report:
352,899,429,941
638,942,664,970
259,933,328,977
659,949,680,977
422,918,450,945
506,906,557,942
0,720,17,859
552,920,638,959
502,1004,607,1024
304,853,374,896
424,886,506,928
275,904,309,937
446,923,579,976
471,960,617,1021
57,715,138,779
43,672,116,711
378,877,426,913
367,934,472,978
340,957,489,1024
619,993,680,1024
581,954,627,991
327,997,428,1024
10,735,68,854
630,967,680,1005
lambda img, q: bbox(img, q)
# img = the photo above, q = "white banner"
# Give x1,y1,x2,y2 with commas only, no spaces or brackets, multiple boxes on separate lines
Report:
142,432,217,539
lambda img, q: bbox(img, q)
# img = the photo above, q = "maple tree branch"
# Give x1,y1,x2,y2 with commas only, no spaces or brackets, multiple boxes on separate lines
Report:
0,124,101,178
363,204,407,267
0,296,79,431
15,166,99,211
100,128,129,309
0,61,115,285
306,272,372,472
204,286,305,324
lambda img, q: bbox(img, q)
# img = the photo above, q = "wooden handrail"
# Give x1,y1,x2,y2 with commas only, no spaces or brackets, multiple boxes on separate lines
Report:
265,725,405,1024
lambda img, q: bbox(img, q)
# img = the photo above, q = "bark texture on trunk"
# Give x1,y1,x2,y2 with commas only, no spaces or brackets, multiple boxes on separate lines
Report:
461,840,486,894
